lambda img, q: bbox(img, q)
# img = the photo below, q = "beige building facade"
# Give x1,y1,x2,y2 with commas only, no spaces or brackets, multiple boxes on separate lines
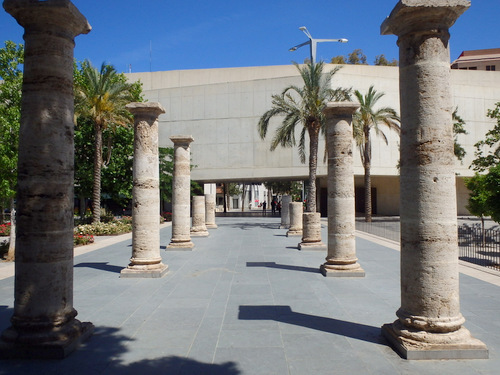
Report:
126,64,500,216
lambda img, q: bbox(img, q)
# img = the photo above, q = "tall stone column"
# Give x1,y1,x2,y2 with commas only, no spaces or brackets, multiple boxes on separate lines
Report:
0,0,92,359
167,135,195,249
205,193,218,229
121,102,168,278
381,0,487,359
191,195,209,237
286,202,303,237
279,195,292,229
298,212,326,251
321,102,364,277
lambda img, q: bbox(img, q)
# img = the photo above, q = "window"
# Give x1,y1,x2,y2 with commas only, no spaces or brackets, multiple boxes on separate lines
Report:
468,67,477,70
486,65,496,71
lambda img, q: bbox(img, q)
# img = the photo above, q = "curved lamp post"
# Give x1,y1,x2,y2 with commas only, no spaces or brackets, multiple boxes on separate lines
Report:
289,26,348,64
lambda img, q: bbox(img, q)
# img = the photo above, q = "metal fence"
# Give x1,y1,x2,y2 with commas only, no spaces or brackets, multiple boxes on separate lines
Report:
458,223,500,272
355,218,500,272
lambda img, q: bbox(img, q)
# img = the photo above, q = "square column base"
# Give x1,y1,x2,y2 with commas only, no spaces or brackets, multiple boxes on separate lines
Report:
190,231,209,237
286,230,302,237
382,323,489,360
280,225,290,229
206,224,218,229
320,265,365,277
120,264,168,278
166,241,194,250
0,322,94,359
298,241,326,251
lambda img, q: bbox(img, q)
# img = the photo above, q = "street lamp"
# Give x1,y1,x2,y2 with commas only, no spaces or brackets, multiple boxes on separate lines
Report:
289,26,348,64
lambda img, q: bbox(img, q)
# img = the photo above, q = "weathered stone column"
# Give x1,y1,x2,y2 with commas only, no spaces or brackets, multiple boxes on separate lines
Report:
298,212,326,251
191,195,209,237
0,0,92,359
286,202,303,237
279,195,292,229
121,102,168,278
321,102,364,277
205,193,218,229
167,135,195,249
381,0,487,360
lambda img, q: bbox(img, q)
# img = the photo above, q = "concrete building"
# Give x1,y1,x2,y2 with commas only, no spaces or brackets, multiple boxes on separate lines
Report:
451,48,500,71
126,64,500,216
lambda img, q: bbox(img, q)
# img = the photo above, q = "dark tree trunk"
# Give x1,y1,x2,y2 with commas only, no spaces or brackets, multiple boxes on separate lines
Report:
92,124,103,224
307,125,319,213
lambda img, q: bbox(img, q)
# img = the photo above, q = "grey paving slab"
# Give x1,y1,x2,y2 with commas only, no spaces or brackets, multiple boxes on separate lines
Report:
0,216,499,374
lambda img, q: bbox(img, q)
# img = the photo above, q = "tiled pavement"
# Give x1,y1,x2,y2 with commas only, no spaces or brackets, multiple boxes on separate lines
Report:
0,216,499,374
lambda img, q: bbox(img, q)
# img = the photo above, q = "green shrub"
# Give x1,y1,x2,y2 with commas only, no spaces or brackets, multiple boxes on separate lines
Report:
74,219,132,236
0,223,11,236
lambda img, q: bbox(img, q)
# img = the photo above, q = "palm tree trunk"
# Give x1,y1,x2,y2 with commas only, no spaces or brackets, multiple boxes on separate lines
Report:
92,124,103,223
6,198,15,261
364,133,372,222
307,126,319,213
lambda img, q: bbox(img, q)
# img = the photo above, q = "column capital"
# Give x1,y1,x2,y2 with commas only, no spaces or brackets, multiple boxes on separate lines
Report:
381,0,470,37
126,102,165,117
170,135,194,145
4,0,91,37
323,101,360,117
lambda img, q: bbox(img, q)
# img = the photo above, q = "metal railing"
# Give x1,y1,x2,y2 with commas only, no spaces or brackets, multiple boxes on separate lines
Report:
355,217,500,272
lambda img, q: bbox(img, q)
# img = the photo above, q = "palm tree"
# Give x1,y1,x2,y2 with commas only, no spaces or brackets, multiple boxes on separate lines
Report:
258,61,350,212
74,61,135,223
353,85,400,222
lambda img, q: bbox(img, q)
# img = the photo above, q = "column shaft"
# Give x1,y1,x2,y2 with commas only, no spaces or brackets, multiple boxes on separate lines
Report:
1,0,92,359
321,102,364,277
121,102,168,278
286,202,303,237
380,0,487,359
167,135,194,249
205,193,218,229
298,212,326,251
191,195,209,236
279,195,291,229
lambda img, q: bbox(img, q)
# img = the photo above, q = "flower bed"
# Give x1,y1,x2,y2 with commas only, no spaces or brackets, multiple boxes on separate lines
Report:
0,223,11,237
74,219,132,236
74,234,94,246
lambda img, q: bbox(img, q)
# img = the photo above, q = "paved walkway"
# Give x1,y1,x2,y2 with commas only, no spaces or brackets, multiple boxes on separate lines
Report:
0,217,499,374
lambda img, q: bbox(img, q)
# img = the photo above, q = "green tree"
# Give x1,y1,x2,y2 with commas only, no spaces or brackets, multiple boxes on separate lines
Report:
258,61,350,212
331,55,346,64
465,173,491,244
453,107,467,162
374,54,398,66
353,85,400,222
484,164,500,224
347,49,367,65
74,60,139,223
471,102,500,172
0,41,23,216
0,41,23,260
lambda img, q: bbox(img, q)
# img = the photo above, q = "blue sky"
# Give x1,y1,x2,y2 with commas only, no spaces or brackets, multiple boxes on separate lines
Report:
1,1,498,73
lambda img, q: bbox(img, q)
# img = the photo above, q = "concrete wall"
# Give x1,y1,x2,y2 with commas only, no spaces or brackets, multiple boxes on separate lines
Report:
126,65,500,215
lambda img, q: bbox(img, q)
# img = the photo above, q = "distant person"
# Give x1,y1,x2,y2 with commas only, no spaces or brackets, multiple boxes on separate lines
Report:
277,201,281,216
271,200,276,215
262,201,267,215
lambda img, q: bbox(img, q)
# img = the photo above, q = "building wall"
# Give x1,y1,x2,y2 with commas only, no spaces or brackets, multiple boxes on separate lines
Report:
126,65,500,216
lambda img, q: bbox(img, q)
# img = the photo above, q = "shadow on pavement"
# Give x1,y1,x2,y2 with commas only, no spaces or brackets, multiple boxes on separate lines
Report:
238,305,384,345
246,262,319,274
74,262,123,274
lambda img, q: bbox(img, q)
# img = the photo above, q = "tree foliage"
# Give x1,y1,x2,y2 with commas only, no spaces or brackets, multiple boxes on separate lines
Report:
331,50,398,66
374,54,398,66
258,61,350,212
0,41,23,208
465,165,500,225
471,102,500,172
353,86,400,222
74,60,141,222
453,107,467,162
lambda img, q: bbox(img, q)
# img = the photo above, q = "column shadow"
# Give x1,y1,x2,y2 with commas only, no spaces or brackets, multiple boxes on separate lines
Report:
246,262,319,274
74,262,123,274
238,305,384,345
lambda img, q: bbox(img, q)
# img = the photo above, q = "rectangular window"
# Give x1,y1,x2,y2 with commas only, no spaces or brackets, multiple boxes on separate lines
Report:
486,65,496,71
468,67,477,70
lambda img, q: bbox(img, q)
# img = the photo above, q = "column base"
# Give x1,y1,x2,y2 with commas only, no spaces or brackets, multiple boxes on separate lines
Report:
190,230,209,237
120,263,168,278
382,322,488,360
206,224,218,229
298,241,327,251
280,225,290,229
286,230,302,237
0,321,94,359
320,264,365,277
166,240,194,250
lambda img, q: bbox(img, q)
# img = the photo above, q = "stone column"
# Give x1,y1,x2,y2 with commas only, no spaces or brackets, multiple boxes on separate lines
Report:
298,212,326,251
167,135,195,249
286,202,303,237
121,102,168,278
381,0,487,360
321,102,364,277
205,193,218,229
0,0,92,359
279,195,292,229
191,195,209,237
